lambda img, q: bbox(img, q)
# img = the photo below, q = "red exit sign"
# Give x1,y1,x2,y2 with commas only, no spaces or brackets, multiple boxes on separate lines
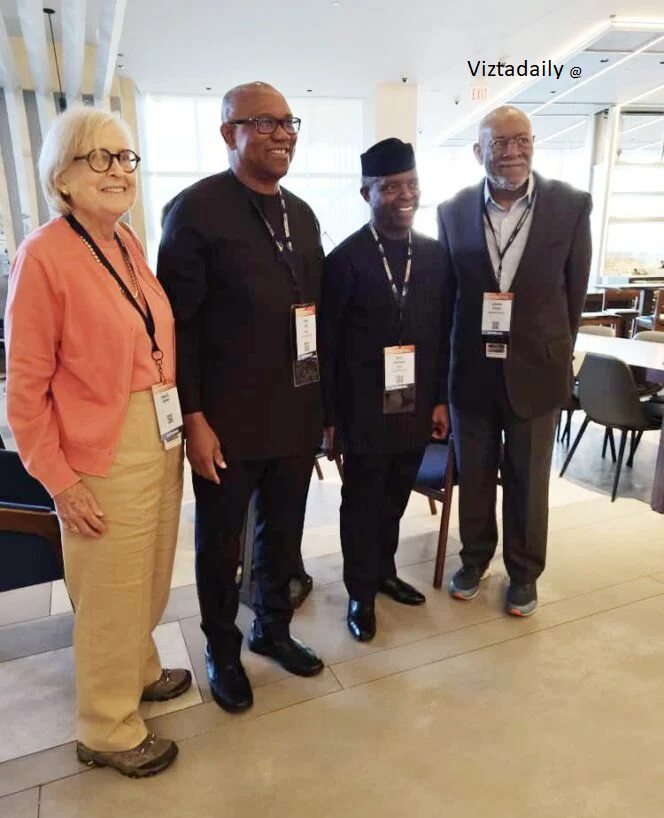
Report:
471,86,489,101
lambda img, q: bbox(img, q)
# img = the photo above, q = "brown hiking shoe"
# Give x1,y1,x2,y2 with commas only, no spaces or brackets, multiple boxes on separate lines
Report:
77,733,178,778
141,668,192,702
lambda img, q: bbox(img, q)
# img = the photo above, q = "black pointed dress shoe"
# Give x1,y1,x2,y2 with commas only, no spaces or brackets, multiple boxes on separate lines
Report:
347,600,376,642
205,646,253,713
379,576,426,606
248,621,324,677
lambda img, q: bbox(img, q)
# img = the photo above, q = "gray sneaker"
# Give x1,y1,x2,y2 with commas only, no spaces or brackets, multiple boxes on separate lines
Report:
506,582,538,617
142,668,192,702
77,733,178,778
448,564,491,601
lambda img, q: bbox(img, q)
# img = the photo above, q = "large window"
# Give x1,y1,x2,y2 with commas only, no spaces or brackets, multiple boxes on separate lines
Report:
139,94,366,264
604,112,664,277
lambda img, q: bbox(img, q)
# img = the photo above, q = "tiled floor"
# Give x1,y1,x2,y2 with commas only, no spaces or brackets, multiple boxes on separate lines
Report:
2,426,664,816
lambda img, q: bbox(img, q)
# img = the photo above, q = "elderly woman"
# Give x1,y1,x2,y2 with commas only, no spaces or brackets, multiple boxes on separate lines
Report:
5,107,187,778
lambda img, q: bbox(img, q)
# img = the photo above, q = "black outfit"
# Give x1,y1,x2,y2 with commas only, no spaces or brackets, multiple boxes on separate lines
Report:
158,170,324,661
320,226,451,603
437,172,592,584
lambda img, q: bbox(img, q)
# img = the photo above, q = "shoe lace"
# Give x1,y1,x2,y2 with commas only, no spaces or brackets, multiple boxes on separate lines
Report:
140,734,158,755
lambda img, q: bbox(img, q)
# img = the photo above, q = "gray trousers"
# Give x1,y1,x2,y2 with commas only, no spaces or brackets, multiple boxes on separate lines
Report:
451,373,558,585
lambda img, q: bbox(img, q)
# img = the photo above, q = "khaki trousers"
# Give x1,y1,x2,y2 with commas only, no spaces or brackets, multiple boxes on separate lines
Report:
62,390,184,751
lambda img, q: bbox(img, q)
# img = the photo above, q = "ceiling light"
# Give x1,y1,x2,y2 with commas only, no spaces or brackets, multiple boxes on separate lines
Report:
536,120,587,145
528,31,664,117
600,58,609,63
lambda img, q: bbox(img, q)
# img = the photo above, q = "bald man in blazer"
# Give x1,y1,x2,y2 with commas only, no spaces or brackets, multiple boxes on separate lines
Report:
437,105,591,616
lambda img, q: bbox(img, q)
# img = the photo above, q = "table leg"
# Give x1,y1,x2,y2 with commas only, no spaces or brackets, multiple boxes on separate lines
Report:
651,416,664,513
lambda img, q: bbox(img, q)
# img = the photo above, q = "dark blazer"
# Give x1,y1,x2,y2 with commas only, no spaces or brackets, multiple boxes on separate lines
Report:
320,225,451,454
437,172,592,419
157,170,324,459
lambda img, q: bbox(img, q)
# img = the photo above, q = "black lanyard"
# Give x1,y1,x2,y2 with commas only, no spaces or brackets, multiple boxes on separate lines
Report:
65,215,165,381
483,190,535,287
237,176,304,301
369,223,413,343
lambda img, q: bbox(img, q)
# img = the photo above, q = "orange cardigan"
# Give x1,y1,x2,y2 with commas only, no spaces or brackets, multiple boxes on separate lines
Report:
5,217,176,497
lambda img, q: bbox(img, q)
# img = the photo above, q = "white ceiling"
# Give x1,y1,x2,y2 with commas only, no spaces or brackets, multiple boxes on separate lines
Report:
1,0,664,149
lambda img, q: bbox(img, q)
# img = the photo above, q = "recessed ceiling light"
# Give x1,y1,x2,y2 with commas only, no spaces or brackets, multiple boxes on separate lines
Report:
117,64,125,69
600,58,609,63
332,1,340,6
550,90,556,94
306,89,313,93
205,86,212,90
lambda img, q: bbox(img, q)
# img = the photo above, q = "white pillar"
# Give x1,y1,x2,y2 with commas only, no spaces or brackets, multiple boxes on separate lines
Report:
374,83,418,148
4,88,40,235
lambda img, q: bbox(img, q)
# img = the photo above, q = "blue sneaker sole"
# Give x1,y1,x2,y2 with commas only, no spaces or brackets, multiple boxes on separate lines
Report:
448,566,490,601
506,599,538,617
449,583,480,601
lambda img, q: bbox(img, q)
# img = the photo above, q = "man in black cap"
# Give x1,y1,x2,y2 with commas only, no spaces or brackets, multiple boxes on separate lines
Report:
320,137,452,642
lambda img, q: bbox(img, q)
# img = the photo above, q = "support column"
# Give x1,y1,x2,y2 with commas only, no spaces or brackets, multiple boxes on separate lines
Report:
118,76,147,247
3,88,40,238
374,83,418,148
588,105,620,283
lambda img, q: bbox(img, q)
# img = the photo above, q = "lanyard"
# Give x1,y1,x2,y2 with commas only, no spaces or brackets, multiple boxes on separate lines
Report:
65,215,166,382
369,223,412,309
235,174,304,301
483,191,535,287
260,189,293,254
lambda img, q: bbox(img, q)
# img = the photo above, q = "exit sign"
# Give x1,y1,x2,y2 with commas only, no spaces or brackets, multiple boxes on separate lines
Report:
471,86,489,102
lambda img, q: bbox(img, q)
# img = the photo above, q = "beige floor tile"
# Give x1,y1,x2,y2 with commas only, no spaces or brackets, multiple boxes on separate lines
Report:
331,576,664,688
38,594,664,818
0,788,39,818
651,572,664,584
547,494,652,533
49,581,73,616
0,745,80,800
148,668,341,744
0,584,51,627
0,622,201,762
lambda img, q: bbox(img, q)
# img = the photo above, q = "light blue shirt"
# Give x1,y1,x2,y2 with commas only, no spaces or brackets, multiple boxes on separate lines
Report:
483,174,535,293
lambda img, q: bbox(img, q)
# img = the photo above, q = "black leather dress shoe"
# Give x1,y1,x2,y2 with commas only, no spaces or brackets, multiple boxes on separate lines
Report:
379,576,426,606
248,622,324,677
205,647,253,713
347,600,376,642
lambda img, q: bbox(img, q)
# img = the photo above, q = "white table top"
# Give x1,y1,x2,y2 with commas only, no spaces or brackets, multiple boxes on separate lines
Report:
574,333,664,372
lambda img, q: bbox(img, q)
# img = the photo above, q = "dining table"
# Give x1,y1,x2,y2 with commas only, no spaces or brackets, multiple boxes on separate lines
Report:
574,333,664,513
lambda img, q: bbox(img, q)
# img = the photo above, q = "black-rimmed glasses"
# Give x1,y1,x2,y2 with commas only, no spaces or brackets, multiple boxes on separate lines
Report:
488,135,534,154
227,115,301,135
73,148,141,173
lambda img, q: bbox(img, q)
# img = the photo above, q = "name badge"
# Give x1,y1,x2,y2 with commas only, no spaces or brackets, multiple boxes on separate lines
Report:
151,383,184,450
384,345,416,414
295,304,317,360
482,293,513,359
291,303,320,387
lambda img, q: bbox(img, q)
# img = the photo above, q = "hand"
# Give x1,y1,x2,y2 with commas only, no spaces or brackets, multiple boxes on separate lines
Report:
323,426,336,461
54,481,107,539
184,412,226,483
431,404,450,441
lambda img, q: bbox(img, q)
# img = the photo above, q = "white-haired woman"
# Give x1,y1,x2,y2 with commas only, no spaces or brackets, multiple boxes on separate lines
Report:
5,106,187,777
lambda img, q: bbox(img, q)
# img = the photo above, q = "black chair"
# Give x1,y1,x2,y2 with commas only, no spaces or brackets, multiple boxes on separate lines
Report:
412,438,456,589
559,353,662,502
0,450,64,592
